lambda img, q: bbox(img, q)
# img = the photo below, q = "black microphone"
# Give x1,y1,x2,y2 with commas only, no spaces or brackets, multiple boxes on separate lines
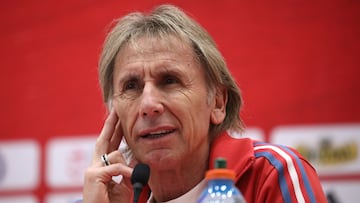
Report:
131,163,150,203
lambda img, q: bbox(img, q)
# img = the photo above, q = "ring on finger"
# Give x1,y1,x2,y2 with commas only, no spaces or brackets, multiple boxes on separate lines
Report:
101,153,111,166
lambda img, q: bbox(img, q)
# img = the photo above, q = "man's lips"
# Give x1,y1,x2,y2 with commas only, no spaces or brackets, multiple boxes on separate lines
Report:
139,129,176,139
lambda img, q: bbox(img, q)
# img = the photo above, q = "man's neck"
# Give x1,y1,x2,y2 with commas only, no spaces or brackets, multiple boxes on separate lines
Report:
148,153,208,202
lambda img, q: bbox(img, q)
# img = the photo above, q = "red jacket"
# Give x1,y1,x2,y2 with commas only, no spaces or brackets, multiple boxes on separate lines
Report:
208,131,327,203
137,131,327,202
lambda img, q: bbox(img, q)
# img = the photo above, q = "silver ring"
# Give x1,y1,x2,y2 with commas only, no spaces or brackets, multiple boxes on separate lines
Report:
101,154,111,166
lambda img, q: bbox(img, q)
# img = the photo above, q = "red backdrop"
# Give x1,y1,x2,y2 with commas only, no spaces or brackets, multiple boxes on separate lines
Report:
0,0,359,202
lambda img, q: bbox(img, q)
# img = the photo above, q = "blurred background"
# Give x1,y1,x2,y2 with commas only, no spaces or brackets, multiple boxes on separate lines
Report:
0,0,359,202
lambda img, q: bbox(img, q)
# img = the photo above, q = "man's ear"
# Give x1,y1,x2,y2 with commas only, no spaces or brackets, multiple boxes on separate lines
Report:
210,87,227,125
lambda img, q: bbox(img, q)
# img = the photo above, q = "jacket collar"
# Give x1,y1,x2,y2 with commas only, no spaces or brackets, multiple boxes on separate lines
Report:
209,131,255,182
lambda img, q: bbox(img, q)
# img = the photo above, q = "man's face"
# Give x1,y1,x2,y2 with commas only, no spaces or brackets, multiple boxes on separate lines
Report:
112,36,218,169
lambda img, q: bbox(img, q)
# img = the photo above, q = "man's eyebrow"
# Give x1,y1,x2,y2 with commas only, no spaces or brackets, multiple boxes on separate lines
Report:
156,66,185,77
117,72,141,84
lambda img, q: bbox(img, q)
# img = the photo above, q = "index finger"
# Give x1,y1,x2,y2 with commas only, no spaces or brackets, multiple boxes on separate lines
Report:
109,117,123,152
94,109,119,157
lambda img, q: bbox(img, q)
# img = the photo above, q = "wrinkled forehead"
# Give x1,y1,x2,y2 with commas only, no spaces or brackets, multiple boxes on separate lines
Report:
121,34,195,57
113,34,203,77
113,35,200,73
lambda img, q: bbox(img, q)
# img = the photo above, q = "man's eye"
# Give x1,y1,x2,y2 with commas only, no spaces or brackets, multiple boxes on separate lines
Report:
164,76,178,85
124,81,138,90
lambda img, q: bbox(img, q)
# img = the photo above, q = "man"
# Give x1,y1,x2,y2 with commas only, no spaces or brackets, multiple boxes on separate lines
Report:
83,4,327,203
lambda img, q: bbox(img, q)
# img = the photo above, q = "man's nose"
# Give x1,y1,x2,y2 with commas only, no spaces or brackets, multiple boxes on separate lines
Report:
139,84,164,117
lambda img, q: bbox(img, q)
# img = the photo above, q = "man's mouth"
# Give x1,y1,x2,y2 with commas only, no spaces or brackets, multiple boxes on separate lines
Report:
141,129,176,139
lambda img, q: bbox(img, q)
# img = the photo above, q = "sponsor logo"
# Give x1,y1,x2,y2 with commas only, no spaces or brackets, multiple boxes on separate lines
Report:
296,138,358,165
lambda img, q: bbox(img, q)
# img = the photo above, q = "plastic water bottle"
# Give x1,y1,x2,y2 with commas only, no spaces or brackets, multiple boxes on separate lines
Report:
197,158,246,203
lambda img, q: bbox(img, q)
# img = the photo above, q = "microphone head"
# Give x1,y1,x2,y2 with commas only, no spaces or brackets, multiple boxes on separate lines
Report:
131,163,150,185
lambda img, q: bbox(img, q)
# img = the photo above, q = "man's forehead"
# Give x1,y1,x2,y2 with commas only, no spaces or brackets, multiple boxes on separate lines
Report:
115,35,195,64
127,34,191,52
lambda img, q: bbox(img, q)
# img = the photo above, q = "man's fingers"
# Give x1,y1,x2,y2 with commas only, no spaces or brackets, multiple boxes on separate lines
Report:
105,163,133,179
96,150,126,168
84,163,133,185
94,109,119,157
109,118,123,152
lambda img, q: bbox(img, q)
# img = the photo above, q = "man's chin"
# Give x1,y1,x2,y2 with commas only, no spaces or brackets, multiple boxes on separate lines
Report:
140,151,178,169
